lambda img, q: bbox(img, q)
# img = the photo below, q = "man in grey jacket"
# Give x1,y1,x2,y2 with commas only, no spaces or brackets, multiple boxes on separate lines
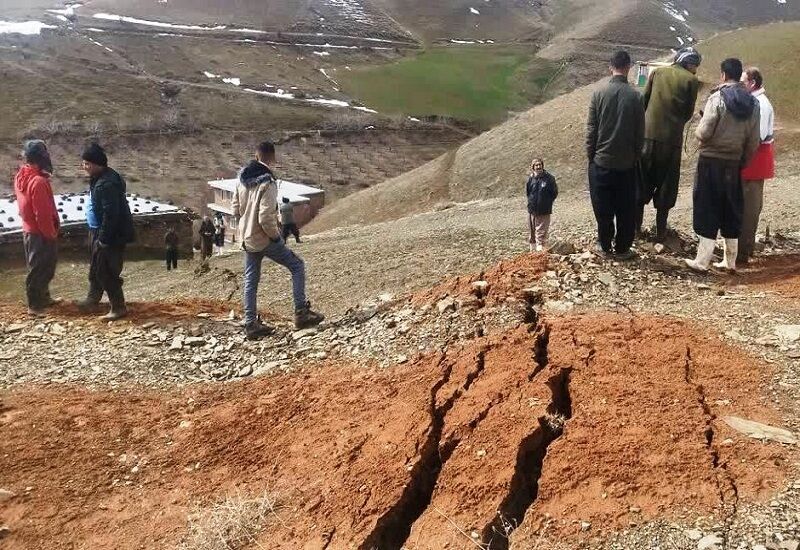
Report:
232,141,324,340
685,58,760,273
586,50,645,260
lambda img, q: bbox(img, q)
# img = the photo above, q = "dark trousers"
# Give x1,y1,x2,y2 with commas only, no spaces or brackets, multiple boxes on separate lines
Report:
693,156,744,240
23,233,57,309
88,239,126,309
281,223,301,243
166,247,178,271
589,162,637,253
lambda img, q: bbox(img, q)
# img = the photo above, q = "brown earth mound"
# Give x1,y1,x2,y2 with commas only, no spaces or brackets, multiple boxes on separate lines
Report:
0,312,792,549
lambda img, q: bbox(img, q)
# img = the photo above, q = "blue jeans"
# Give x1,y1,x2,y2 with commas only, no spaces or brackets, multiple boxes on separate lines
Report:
243,239,306,325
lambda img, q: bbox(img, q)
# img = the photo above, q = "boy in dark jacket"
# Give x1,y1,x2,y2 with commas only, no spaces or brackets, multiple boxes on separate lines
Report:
525,158,558,252
165,227,179,271
77,143,135,320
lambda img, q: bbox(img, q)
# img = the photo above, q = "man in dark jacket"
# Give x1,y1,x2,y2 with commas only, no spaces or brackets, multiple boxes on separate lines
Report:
637,47,701,241
525,158,558,252
14,140,60,316
686,58,760,273
165,226,179,271
77,143,135,320
586,50,645,260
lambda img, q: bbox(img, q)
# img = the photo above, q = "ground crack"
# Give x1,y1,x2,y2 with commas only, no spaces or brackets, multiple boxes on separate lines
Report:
359,347,489,550
683,346,739,548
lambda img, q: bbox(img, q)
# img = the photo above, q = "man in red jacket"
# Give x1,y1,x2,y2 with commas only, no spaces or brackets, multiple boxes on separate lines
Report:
14,140,60,316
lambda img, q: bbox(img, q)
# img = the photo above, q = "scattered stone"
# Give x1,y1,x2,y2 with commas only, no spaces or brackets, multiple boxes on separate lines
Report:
780,541,799,550
436,297,457,314
685,529,703,541
141,322,156,330
377,293,394,303
0,525,10,539
697,534,723,549
628,506,641,514
183,337,206,347
4,323,26,334
292,328,319,341
521,287,544,304
654,243,665,254
580,521,592,532
169,336,184,350
597,272,614,286
179,420,192,429
549,239,577,255
472,280,490,297
774,325,800,343
395,355,408,364
722,416,797,445
238,365,253,378
0,489,15,503
755,335,779,347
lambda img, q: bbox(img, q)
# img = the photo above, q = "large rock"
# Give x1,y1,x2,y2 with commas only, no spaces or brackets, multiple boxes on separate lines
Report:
774,325,800,342
722,416,798,445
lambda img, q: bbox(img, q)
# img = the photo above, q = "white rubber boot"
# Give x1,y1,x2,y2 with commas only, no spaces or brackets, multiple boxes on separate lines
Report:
713,239,738,271
685,236,716,272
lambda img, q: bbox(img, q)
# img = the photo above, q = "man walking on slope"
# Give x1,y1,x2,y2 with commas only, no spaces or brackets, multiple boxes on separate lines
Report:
738,66,775,265
586,50,645,260
637,47,701,242
14,140,60,317
686,58,760,273
77,143,136,320
232,141,324,341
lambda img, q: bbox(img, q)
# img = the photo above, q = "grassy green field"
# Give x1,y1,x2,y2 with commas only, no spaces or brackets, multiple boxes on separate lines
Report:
339,46,562,124
698,22,800,127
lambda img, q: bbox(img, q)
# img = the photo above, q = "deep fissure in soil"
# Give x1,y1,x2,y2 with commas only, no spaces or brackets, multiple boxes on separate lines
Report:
482,367,573,549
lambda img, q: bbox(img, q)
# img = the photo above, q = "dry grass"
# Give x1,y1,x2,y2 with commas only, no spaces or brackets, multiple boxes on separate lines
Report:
177,491,285,550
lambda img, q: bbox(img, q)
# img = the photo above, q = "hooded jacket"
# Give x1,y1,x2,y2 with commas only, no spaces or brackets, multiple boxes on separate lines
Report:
231,160,280,253
90,167,135,246
696,81,760,164
14,164,59,240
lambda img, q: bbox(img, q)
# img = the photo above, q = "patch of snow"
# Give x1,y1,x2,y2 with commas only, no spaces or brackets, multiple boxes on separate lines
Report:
243,86,377,113
93,13,226,31
676,36,685,45
408,116,421,122
0,20,55,35
87,37,113,53
86,27,106,32
323,0,373,25
662,3,687,23
313,51,330,56
470,7,481,15
222,77,241,86
203,71,220,79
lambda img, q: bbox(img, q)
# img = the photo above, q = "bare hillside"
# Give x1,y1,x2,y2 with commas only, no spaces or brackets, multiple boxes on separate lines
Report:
309,21,800,232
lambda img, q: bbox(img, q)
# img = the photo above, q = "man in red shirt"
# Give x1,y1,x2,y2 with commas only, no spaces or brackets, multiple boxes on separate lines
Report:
14,140,60,316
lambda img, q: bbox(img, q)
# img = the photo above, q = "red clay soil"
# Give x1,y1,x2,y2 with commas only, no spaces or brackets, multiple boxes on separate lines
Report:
0,314,793,550
412,252,549,308
726,253,800,299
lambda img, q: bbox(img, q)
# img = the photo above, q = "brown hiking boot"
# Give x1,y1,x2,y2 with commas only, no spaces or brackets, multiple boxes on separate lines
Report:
295,302,324,330
245,317,275,341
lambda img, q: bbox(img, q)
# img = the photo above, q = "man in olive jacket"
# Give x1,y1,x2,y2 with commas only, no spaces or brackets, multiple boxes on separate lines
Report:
586,50,645,260
637,47,701,241
77,143,135,320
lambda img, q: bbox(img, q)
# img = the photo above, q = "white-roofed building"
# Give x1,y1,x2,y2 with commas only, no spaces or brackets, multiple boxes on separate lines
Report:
207,178,325,242
0,192,193,257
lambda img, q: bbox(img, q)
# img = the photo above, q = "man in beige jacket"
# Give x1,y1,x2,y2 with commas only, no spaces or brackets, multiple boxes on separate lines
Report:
685,58,760,273
232,141,324,340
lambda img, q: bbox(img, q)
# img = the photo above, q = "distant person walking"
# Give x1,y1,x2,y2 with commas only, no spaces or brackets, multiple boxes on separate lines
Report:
738,67,775,265
77,143,135,320
199,216,215,261
165,226,179,271
637,47,701,241
525,158,558,252
586,50,645,260
14,140,60,316
280,197,301,244
685,58,760,273
213,213,226,255
232,141,324,340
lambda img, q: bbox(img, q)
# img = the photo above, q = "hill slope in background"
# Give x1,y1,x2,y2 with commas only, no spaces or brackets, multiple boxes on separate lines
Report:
308,21,800,232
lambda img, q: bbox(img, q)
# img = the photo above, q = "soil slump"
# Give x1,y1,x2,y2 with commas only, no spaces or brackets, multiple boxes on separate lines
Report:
0,313,793,549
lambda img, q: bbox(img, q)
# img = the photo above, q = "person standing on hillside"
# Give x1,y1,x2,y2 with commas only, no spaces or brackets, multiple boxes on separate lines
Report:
213,213,226,255
525,157,558,252
232,141,324,340
685,58,760,273
165,226,179,271
586,50,645,260
199,216,215,261
637,47,702,242
738,67,775,265
280,197,302,244
77,143,135,320
14,140,60,317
